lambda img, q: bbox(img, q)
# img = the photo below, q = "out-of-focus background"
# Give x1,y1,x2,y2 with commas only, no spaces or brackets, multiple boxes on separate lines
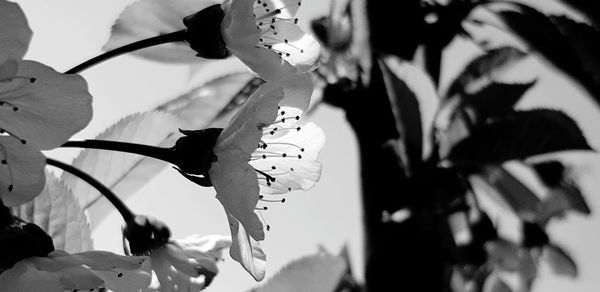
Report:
13,0,600,291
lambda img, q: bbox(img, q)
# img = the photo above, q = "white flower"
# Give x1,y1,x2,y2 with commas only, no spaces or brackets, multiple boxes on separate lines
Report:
221,0,321,83
208,82,325,280
105,0,321,81
0,250,151,292
0,0,93,206
144,235,232,292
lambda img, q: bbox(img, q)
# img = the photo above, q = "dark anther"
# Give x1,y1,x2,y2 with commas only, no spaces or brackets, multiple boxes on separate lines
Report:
262,154,267,159
296,127,301,131
29,78,36,83
266,225,271,231
282,153,287,157
20,139,26,144
281,198,286,203
298,155,302,159
7,185,13,192
117,273,124,278
271,166,276,169
1,160,6,164
295,116,300,120
300,148,305,152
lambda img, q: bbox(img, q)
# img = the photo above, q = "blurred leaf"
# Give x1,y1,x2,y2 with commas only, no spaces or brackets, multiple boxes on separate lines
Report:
495,6,600,103
531,160,564,187
483,273,512,292
11,172,93,253
380,56,440,162
249,251,347,292
474,165,540,219
550,16,600,98
157,73,262,129
554,0,600,25
543,244,578,278
464,82,535,123
443,109,591,166
445,46,527,98
104,0,217,63
62,112,182,219
311,0,352,51
532,160,590,219
437,82,533,159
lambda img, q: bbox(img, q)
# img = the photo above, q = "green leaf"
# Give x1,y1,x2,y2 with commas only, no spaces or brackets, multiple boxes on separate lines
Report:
443,109,592,166
61,111,182,219
483,273,513,292
11,172,93,253
554,0,600,25
463,82,535,123
543,244,578,278
156,73,263,129
437,82,535,158
378,56,440,167
104,0,215,63
249,251,347,292
445,46,527,98
474,165,540,220
494,6,600,104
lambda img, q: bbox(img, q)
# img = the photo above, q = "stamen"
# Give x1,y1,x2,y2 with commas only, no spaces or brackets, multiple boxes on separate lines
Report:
0,142,15,193
0,128,27,144
256,210,271,231
0,76,36,83
0,100,19,111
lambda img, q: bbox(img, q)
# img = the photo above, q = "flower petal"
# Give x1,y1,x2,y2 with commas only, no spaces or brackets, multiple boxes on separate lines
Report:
222,0,301,81
262,21,320,72
210,152,265,241
104,0,222,63
0,136,45,207
226,211,266,281
0,255,105,292
172,234,232,274
254,0,302,19
148,250,207,292
279,73,313,113
251,122,324,194
0,0,32,63
0,60,93,150
216,84,283,155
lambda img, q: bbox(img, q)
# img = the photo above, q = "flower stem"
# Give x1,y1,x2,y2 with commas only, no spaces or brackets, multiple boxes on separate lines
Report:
46,158,135,222
62,140,176,164
65,30,187,74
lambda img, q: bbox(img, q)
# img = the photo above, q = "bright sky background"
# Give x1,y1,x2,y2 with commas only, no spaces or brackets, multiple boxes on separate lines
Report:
12,0,600,291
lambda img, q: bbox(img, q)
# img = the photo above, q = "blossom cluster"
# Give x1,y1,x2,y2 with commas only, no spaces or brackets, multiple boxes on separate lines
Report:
0,0,323,291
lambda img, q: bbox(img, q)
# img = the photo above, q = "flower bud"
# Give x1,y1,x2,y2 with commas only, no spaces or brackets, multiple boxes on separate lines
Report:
171,128,223,186
123,215,171,256
183,4,231,59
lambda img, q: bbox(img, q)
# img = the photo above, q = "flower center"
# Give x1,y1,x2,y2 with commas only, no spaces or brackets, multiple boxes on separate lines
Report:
253,1,305,59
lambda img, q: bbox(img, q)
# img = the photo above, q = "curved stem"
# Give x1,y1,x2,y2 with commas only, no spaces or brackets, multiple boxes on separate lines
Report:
65,30,187,74
46,158,135,222
62,140,176,165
